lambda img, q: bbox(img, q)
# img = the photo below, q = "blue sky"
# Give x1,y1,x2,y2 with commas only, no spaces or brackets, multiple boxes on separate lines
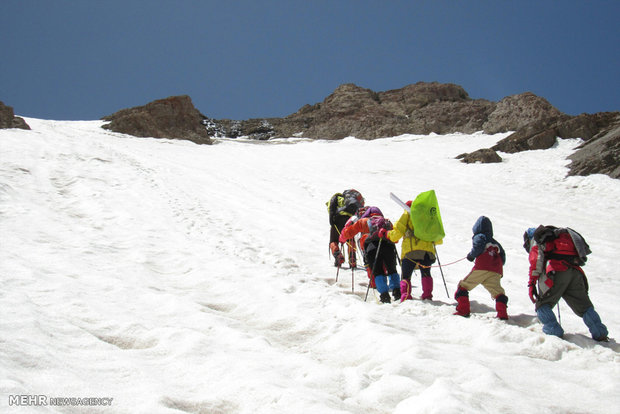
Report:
2,0,619,121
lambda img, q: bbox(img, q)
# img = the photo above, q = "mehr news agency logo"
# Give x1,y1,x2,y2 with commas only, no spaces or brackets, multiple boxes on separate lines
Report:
8,394,113,407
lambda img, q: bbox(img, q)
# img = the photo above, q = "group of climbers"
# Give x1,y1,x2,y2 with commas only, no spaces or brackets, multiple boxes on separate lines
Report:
338,205,401,304
326,189,609,342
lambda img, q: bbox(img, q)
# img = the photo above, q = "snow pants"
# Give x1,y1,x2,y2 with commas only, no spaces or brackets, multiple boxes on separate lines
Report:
457,270,505,299
364,239,398,277
401,251,435,280
535,267,593,316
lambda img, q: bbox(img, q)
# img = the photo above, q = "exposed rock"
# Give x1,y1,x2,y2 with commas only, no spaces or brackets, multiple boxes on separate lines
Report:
492,111,619,154
567,114,620,178
278,83,409,139
556,112,620,140
280,82,495,139
204,83,569,140
202,117,280,140
405,99,496,135
457,111,620,179
102,95,212,144
0,101,30,130
456,148,502,164
483,93,564,134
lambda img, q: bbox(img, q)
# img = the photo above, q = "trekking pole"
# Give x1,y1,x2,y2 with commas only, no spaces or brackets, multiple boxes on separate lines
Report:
365,238,383,302
364,270,371,301
557,303,562,325
340,237,357,293
347,239,355,293
433,242,450,298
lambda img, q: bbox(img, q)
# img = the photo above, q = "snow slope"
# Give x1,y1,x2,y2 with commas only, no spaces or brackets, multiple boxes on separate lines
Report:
1,119,618,414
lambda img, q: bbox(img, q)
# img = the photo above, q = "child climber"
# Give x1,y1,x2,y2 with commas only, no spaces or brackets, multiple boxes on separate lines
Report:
387,200,442,301
326,189,365,267
524,226,608,341
454,216,509,320
340,211,401,303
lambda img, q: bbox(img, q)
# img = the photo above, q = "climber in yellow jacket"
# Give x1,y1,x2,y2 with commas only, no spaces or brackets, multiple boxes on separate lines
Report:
387,200,442,301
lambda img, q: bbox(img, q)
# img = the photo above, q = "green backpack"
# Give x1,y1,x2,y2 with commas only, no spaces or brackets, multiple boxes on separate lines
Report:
409,190,445,242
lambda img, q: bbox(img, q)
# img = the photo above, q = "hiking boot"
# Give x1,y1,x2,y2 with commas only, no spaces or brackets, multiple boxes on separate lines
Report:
330,243,345,267
400,279,412,302
495,294,509,320
379,292,391,304
392,288,401,301
421,276,433,300
583,307,608,341
454,288,470,317
536,305,564,338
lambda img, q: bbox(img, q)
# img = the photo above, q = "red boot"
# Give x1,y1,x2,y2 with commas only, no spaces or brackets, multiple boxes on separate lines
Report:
495,294,509,320
330,242,344,267
454,287,470,317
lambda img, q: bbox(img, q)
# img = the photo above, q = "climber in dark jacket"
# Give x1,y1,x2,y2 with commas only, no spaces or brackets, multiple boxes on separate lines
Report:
454,216,509,320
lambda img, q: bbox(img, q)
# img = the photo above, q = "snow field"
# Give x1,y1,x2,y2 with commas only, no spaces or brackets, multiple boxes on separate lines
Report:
0,119,618,414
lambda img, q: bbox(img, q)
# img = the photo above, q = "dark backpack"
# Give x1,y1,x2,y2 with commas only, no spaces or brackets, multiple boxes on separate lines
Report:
342,189,364,216
532,225,591,266
327,189,364,225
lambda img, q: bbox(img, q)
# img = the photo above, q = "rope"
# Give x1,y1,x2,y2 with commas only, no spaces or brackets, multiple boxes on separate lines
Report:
334,225,356,251
403,255,468,268
337,223,468,269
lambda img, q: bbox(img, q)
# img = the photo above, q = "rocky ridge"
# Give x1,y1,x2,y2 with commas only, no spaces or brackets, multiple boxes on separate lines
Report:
0,101,30,130
102,95,212,145
203,82,565,140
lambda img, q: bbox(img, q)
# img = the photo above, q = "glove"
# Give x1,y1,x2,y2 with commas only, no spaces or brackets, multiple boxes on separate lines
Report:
338,233,347,244
466,254,474,262
384,219,393,230
528,276,539,304
378,228,389,239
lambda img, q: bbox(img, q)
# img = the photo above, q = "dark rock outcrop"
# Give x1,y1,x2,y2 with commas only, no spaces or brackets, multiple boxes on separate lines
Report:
567,114,620,178
0,101,30,130
203,83,568,140
276,82,496,139
491,117,568,153
492,112,619,154
102,95,212,144
203,117,279,140
462,111,620,179
456,148,503,164
483,93,565,134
